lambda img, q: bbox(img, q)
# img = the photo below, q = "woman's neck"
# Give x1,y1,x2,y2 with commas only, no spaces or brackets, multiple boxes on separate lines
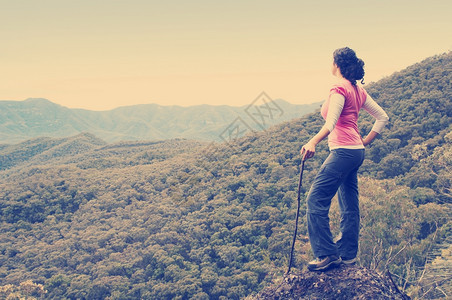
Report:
335,72,346,81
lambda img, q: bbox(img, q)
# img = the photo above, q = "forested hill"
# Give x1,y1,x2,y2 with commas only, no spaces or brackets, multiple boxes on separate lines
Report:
0,133,206,172
359,52,451,203
0,52,450,299
0,98,321,144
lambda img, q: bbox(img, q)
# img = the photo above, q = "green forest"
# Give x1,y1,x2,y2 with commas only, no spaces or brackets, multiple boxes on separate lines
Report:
0,52,451,299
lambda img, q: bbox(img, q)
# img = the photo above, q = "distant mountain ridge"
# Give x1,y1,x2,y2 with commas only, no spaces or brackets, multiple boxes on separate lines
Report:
0,52,450,299
0,98,321,144
0,132,206,171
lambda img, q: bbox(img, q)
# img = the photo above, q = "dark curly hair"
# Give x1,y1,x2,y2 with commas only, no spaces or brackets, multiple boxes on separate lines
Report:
333,47,365,85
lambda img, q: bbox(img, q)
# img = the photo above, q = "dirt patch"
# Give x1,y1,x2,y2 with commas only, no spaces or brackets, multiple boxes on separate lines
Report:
252,265,410,300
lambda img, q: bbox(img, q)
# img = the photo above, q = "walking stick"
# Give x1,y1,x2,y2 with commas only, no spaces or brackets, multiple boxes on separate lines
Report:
286,158,305,275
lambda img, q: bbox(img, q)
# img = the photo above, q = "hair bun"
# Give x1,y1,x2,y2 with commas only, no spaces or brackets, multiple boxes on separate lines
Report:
333,47,365,85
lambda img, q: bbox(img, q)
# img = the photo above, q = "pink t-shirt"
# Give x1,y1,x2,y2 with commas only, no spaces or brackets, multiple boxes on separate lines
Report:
321,80,367,148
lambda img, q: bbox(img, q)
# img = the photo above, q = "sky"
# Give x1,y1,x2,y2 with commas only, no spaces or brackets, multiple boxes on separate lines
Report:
1,0,451,110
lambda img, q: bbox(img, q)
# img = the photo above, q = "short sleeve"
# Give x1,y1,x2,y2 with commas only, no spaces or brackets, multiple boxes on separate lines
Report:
330,85,346,97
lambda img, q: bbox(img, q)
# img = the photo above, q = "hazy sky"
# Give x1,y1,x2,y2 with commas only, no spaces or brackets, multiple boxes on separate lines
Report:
1,0,451,110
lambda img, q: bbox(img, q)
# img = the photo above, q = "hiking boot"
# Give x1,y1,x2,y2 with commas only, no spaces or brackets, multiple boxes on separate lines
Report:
307,255,342,271
341,257,357,265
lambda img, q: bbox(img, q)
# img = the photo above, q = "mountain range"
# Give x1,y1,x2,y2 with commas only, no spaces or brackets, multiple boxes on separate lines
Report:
0,52,450,299
0,97,321,144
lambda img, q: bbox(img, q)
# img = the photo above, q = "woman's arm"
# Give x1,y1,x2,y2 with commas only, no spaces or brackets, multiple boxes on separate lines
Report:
301,126,330,160
361,94,389,146
362,130,379,146
301,94,345,160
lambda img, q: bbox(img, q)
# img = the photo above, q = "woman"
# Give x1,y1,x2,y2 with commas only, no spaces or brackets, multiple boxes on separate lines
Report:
301,47,389,271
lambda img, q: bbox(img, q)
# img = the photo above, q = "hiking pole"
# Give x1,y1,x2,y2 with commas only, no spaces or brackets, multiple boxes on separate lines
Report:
286,158,306,275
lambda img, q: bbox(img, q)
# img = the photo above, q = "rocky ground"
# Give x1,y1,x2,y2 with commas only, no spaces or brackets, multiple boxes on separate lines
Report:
250,265,411,300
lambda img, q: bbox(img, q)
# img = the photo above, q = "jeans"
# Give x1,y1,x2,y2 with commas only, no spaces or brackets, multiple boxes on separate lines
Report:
306,148,365,259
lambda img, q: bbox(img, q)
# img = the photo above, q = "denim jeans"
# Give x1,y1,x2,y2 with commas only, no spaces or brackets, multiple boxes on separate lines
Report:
306,148,365,259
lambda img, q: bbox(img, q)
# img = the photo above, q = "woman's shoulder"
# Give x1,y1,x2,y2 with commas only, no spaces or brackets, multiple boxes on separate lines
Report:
356,84,368,96
330,79,351,95
332,78,359,89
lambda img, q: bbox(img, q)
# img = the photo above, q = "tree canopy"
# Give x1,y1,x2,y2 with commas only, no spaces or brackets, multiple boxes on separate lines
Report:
0,52,451,299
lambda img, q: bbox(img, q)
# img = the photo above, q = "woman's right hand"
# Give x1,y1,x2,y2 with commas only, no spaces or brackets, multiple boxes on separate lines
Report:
300,126,329,160
301,142,316,161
